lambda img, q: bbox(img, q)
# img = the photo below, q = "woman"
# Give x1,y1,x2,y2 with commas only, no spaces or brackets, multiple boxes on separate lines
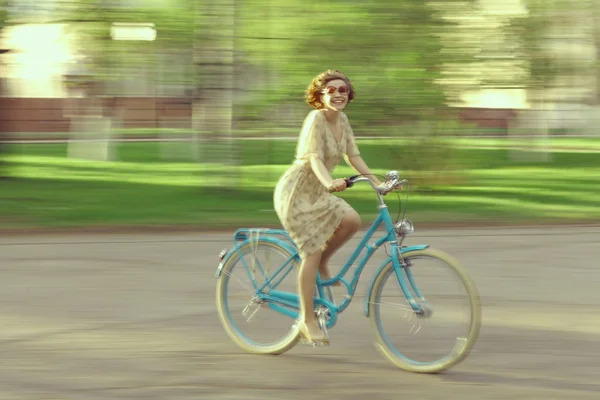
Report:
273,69,382,345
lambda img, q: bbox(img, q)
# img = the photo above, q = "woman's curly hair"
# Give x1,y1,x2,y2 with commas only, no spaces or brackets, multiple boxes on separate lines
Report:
305,69,355,109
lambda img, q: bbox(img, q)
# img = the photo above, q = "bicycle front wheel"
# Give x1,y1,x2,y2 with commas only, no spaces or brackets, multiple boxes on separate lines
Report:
368,247,481,373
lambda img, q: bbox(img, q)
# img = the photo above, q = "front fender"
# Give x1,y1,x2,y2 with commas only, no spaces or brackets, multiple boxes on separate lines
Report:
214,236,300,279
364,244,429,317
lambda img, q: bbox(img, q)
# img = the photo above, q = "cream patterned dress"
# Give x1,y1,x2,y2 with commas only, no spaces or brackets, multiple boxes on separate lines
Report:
273,109,361,259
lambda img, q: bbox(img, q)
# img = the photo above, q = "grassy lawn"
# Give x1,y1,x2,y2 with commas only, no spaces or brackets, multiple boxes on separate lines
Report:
1,139,599,230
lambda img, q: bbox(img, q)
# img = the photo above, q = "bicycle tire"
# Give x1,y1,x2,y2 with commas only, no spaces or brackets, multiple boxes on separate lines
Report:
367,247,482,373
216,240,301,355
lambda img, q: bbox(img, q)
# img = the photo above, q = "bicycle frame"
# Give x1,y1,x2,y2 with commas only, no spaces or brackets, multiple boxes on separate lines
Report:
217,200,429,330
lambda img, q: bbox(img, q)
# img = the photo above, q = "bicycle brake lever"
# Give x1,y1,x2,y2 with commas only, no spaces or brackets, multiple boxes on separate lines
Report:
377,180,396,196
344,175,360,188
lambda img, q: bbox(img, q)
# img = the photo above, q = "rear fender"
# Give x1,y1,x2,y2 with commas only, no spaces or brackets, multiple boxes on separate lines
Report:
215,235,300,279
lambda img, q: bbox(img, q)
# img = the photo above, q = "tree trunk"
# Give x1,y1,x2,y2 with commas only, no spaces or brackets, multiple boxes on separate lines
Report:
0,74,9,180
594,0,600,105
193,0,238,187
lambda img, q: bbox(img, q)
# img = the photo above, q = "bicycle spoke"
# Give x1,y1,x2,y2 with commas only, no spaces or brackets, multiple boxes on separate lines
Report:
222,269,255,296
368,300,415,313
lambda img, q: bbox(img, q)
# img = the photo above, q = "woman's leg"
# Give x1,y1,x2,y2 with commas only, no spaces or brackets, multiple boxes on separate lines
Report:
297,249,327,342
319,210,361,283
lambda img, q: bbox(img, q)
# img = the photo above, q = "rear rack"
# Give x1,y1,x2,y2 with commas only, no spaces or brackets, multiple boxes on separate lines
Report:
233,228,297,249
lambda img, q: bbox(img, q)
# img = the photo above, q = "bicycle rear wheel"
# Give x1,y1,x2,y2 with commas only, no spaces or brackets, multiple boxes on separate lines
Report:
367,247,481,373
216,240,302,354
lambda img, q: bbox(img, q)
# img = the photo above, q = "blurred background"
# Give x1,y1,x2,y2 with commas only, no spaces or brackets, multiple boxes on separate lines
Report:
0,0,599,229
2,2,600,398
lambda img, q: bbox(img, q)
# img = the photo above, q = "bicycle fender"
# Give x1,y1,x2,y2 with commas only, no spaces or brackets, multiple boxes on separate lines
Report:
214,236,300,279
364,244,429,317
214,247,235,278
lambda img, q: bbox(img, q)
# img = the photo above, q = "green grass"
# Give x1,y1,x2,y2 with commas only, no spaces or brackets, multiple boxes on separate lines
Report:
1,139,600,230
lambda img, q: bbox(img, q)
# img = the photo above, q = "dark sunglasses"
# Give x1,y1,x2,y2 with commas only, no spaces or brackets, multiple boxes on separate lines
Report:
323,85,349,95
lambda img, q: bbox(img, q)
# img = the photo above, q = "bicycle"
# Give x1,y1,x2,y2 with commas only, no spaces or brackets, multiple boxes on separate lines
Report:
215,170,481,374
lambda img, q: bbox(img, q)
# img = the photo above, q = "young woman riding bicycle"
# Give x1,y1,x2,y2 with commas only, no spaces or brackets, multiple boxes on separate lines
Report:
273,69,382,345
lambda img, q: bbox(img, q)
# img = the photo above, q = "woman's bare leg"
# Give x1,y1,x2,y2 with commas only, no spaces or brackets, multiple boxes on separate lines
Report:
297,249,327,342
319,211,361,284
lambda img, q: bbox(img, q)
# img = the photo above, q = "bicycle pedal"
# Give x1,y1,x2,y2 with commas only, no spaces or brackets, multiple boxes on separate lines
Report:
299,338,329,348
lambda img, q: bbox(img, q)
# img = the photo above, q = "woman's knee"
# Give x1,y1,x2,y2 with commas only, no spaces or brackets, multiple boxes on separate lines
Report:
302,249,322,266
343,210,361,233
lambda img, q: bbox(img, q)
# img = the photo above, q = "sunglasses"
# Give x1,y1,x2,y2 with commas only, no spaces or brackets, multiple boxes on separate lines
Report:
323,85,349,95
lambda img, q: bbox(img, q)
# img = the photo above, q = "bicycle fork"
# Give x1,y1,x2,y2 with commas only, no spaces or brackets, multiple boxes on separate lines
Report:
392,248,433,318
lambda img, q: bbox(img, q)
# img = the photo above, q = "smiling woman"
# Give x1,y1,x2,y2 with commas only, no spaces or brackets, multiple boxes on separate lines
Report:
304,69,356,110
272,69,383,346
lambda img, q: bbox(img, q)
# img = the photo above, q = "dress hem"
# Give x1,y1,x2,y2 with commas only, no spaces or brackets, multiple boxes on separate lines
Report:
295,205,350,260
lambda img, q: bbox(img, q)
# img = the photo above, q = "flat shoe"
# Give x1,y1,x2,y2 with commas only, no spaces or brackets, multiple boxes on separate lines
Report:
296,320,329,345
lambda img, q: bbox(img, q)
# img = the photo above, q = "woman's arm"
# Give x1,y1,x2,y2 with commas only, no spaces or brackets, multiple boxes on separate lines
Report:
297,111,340,189
344,155,383,187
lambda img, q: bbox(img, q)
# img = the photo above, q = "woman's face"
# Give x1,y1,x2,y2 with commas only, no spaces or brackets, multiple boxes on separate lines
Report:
321,79,350,111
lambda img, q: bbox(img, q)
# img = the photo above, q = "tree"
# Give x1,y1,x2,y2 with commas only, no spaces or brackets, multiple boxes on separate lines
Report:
232,0,464,129
51,0,482,132
590,0,600,105
0,3,10,179
501,0,597,159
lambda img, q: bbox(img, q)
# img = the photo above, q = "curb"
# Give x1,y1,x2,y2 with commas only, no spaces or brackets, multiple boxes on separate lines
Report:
1,219,599,237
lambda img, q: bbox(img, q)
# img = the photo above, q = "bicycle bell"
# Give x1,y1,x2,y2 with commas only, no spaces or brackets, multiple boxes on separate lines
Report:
386,170,400,182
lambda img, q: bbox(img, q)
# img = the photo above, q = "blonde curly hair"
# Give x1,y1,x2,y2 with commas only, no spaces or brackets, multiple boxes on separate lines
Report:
305,69,355,109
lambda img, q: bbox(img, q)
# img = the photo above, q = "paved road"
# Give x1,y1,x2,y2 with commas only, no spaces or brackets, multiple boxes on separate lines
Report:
1,226,600,399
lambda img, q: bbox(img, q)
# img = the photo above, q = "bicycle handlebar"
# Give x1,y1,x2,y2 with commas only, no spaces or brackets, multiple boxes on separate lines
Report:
343,171,407,195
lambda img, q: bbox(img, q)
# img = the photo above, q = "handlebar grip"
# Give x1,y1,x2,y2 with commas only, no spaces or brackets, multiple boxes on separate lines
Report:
344,175,360,188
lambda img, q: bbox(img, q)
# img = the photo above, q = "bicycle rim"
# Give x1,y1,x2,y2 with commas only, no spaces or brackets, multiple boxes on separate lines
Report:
368,248,481,373
216,241,301,355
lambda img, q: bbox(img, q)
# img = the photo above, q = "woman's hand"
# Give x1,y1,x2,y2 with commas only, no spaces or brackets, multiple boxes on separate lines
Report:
328,178,347,193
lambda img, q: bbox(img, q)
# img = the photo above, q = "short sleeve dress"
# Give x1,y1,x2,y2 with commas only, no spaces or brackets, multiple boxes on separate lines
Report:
273,109,361,259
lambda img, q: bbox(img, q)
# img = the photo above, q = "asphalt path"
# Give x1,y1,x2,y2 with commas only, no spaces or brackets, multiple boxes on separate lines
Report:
1,226,600,399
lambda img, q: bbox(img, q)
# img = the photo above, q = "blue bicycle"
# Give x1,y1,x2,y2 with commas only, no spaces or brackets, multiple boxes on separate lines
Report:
215,171,481,373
